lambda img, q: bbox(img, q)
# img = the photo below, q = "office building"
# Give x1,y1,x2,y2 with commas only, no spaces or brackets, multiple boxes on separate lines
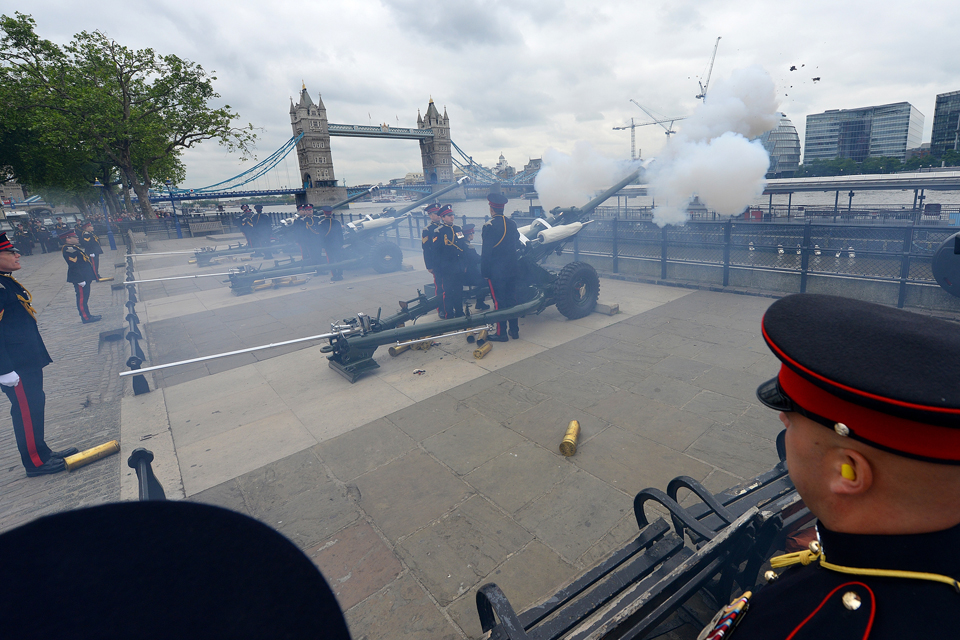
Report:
930,90,960,156
756,113,801,177
803,102,924,162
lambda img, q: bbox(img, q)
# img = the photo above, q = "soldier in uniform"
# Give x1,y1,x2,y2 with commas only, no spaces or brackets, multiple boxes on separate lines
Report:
292,205,323,265
462,224,489,310
0,232,78,477
60,231,100,323
36,223,53,254
251,205,274,259
420,203,442,313
79,222,104,281
317,206,344,282
481,193,522,341
53,217,68,247
699,293,960,640
238,205,254,248
435,205,467,319
13,224,33,256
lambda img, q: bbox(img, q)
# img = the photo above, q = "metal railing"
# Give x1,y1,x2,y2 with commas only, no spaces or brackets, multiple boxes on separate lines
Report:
121,233,151,395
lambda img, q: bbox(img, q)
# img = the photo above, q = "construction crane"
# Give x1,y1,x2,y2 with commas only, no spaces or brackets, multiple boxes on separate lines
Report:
612,117,639,160
628,99,687,137
696,36,721,102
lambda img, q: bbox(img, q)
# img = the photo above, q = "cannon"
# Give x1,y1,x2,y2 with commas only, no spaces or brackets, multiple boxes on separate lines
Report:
227,178,471,295
322,168,641,382
192,187,379,268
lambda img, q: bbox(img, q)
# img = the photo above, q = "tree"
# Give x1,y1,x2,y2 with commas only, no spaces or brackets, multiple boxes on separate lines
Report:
0,13,255,217
860,156,902,174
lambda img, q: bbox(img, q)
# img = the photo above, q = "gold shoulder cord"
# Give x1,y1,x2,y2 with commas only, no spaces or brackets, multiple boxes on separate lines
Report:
1,274,37,320
770,542,960,592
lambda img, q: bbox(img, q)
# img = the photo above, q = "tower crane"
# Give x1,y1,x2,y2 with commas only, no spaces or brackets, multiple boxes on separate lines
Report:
628,99,687,137
696,36,721,102
612,118,639,159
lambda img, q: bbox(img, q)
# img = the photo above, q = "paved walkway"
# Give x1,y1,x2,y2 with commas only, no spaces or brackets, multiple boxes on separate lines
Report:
10,234,951,638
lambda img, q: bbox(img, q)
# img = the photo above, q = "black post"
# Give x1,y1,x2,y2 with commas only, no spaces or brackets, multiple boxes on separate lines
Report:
573,234,580,261
799,221,812,293
833,191,839,222
897,226,913,309
611,218,619,273
722,219,732,286
661,225,668,280
127,448,166,501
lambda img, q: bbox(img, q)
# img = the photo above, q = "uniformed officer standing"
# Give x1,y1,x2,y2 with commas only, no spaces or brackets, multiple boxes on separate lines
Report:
293,205,323,265
462,224,489,310
481,193,522,341
699,293,960,640
61,231,100,323
420,203,442,312
251,205,274,259
13,224,33,256
317,206,344,282
0,233,78,477
79,221,104,280
53,217,68,247
435,205,467,319
238,205,254,247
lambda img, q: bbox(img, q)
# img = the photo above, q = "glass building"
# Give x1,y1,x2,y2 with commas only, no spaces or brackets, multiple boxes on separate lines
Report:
930,90,960,156
803,102,924,162
756,113,801,177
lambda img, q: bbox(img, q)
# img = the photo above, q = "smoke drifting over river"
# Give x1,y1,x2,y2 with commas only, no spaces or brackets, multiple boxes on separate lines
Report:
647,66,779,226
534,142,640,213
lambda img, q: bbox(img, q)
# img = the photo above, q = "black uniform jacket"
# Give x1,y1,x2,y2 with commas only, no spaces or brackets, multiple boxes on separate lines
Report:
436,224,466,268
316,217,344,247
726,522,960,639
62,245,97,283
294,216,322,245
0,274,52,375
480,215,522,280
421,221,440,271
252,211,273,232
80,230,103,255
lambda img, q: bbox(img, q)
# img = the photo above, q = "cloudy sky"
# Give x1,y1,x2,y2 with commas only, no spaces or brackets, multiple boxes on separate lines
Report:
11,0,960,188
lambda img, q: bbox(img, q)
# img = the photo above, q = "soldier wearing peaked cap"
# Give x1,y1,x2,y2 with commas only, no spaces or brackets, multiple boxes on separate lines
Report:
79,221,104,280
292,204,323,265
61,231,100,323
700,294,960,640
250,205,274,259
435,204,467,318
0,233,78,477
317,206,344,282
481,192,521,341
421,203,442,311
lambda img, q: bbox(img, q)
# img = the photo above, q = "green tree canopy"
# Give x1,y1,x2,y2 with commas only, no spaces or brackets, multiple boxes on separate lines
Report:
0,13,255,216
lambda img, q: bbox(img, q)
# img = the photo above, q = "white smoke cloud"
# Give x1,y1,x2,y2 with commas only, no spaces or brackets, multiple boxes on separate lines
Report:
647,65,780,226
535,141,639,212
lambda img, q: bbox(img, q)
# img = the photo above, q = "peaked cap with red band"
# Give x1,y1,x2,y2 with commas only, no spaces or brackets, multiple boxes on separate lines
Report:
424,203,441,216
758,294,960,463
0,232,14,252
487,192,508,210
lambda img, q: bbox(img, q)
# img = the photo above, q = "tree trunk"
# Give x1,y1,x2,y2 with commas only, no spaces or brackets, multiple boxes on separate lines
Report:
119,172,134,213
126,172,155,218
73,196,90,217
105,183,123,217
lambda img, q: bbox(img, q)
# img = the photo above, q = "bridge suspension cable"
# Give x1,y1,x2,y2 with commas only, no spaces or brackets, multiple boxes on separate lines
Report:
170,132,304,195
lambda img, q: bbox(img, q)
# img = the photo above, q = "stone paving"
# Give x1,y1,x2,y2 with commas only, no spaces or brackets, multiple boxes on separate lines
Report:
7,233,956,639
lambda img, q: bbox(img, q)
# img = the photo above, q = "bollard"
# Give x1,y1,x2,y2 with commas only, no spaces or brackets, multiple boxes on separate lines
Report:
65,440,120,471
559,420,581,456
127,448,166,501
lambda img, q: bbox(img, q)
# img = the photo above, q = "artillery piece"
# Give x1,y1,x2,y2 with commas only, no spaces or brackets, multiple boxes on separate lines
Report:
322,168,641,382
227,178,471,295
192,187,379,268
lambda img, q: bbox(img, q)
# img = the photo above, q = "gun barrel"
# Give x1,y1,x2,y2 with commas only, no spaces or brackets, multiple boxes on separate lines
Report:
332,185,380,210
578,168,642,214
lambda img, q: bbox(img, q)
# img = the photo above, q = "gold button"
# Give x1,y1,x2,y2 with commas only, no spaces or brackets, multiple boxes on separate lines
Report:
842,591,862,610
835,423,850,437
764,570,778,582
808,540,821,554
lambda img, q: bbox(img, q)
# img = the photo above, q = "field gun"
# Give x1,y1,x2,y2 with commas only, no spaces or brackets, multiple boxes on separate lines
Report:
193,187,379,268
322,168,641,382
227,178,470,295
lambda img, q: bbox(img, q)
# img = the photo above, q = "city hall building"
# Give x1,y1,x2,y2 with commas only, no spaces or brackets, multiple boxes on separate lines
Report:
803,102,924,162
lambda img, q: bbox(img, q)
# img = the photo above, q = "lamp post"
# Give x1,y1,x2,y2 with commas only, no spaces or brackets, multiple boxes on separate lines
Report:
93,178,118,250
165,179,184,239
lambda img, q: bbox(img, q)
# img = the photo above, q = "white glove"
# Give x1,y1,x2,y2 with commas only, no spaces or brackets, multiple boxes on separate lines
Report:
88,253,95,258
0,371,20,387
78,281,86,287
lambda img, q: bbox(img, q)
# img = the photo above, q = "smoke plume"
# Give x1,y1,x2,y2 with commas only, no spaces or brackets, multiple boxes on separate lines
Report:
535,141,640,212
647,65,779,226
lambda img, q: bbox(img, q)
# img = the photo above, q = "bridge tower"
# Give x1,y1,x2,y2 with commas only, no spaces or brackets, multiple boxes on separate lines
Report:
291,85,347,206
418,98,453,185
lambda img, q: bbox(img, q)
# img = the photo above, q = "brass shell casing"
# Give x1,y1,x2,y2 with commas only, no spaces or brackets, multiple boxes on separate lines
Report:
64,440,121,471
473,342,493,359
388,344,410,357
477,329,488,342
560,420,581,457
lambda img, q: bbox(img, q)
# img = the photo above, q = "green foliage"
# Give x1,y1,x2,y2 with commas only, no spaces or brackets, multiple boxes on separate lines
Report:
859,156,902,174
0,13,255,216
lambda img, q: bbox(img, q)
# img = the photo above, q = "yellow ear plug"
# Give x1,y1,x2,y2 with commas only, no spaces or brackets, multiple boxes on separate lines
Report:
841,464,856,481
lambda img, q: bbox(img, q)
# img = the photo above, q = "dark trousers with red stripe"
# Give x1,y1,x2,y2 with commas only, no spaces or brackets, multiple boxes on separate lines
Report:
439,265,464,319
73,282,92,320
487,276,519,336
90,253,101,279
2,368,52,470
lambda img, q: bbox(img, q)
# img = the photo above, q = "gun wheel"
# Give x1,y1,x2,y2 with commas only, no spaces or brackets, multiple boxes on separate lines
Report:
555,261,600,319
370,241,403,274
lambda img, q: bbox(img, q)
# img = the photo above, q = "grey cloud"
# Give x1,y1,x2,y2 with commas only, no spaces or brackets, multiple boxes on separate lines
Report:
379,0,522,49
